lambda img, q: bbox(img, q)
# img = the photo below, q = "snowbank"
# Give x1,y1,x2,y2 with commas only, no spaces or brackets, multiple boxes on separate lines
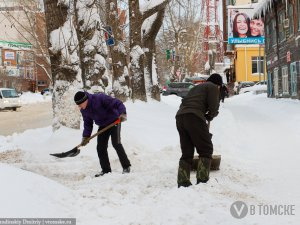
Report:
19,92,52,104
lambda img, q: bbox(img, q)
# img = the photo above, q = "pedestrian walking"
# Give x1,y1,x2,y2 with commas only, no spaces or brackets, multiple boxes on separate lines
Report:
74,91,131,177
175,73,222,187
220,84,229,103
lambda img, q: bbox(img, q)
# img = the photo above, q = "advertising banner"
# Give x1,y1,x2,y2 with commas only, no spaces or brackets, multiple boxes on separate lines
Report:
228,6,265,44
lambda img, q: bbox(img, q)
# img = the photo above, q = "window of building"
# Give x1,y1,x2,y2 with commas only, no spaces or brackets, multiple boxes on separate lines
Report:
4,61,11,66
265,23,270,50
16,51,22,65
298,0,300,30
290,62,298,96
278,11,286,42
26,67,34,79
271,20,277,46
288,3,294,36
38,80,47,85
274,68,279,97
252,56,264,74
282,66,289,95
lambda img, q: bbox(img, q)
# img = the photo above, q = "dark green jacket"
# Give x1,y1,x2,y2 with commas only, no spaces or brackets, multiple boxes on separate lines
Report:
176,81,220,122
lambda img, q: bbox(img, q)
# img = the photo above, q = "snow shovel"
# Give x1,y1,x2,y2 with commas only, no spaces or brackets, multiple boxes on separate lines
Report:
50,118,121,158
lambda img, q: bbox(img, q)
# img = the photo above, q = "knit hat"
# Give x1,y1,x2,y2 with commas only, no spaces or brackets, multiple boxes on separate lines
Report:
207,73,223,86
74,91,88,105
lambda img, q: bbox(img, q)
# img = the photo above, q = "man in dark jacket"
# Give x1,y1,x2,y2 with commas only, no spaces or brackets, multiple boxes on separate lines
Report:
74,91,131,177
220,84,229,103
176,73,222,187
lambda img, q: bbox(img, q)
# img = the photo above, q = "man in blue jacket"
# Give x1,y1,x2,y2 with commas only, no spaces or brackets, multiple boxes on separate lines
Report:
74,91,131,177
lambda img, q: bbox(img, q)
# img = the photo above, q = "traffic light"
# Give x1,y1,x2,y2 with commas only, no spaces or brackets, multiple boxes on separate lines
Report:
166,49,170,60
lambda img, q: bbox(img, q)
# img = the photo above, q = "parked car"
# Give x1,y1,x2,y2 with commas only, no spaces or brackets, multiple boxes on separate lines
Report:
162,82,195,98
41,88,52,95
239,81,267,94
233,81,255,94
0,88,22,111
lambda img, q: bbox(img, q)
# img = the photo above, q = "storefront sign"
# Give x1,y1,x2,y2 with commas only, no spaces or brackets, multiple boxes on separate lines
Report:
5,51,15,60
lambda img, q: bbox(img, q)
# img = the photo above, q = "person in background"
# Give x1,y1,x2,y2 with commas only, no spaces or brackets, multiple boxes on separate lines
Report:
220,84,229,103
74,91,131,177
175,73,222,188
233,13,251,38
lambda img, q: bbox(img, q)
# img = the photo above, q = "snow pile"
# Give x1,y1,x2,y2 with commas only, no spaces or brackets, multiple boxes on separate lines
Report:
0,163,76,217
19,92,51,104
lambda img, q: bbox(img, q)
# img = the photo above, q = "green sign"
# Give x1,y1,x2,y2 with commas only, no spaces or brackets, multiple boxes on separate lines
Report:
0,40,32,49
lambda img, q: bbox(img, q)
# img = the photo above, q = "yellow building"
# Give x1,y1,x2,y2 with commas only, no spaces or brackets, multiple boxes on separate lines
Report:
234,45,267,82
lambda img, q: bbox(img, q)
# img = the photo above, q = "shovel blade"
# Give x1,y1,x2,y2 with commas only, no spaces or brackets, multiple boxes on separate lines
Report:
50,147,80,158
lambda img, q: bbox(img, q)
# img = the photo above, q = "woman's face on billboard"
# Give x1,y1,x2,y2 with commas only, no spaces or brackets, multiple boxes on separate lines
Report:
236,15,248,37
250,19,263,36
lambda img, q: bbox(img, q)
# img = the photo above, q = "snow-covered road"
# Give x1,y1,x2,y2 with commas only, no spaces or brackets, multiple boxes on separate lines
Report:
0,93,299,225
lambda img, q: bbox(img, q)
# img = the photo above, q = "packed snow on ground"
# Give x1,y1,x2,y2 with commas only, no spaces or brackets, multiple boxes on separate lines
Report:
0,93,299,225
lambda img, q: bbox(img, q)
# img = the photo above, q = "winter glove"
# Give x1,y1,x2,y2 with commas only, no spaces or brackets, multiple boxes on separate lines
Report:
81,137,90,146
120,113,127,122
205,114,213,122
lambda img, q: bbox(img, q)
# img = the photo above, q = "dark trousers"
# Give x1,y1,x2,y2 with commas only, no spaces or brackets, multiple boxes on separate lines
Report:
97,123,131,172
176,113,213,165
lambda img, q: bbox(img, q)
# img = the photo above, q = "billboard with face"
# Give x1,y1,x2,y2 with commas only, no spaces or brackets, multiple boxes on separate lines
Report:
228,6,265,44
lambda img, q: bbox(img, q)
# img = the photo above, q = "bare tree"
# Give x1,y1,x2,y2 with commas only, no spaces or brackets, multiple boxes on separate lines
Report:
157,0,203,82
129,0,170,102
143,9,166,101
44,0,109,130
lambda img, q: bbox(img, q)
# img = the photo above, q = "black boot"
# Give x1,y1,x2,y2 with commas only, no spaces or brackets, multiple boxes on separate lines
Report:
122,166,130,174
95,170,111,177
177,160,192,188
196,157,211,184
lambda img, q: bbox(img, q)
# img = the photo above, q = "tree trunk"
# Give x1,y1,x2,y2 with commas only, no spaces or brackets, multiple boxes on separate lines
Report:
143,9,166,101
105,0,130,102
44,0,81,130
129,0,147,102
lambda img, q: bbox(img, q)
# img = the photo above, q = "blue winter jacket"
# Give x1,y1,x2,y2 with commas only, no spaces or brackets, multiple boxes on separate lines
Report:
80,92,126,137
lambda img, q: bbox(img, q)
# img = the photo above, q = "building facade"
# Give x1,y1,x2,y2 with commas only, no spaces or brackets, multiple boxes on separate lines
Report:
224,0,267,85
257,0,300,99
0,0,51,92
234,44,266,82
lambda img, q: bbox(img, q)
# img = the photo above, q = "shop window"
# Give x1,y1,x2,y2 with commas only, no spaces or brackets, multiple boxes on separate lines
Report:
252,56,264,74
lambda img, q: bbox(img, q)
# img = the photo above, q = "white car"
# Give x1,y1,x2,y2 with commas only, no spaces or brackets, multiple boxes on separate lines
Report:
239,81,267,94
0,88,22,111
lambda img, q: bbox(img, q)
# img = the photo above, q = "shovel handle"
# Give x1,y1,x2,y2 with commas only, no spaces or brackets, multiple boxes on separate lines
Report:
77,118,121,148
